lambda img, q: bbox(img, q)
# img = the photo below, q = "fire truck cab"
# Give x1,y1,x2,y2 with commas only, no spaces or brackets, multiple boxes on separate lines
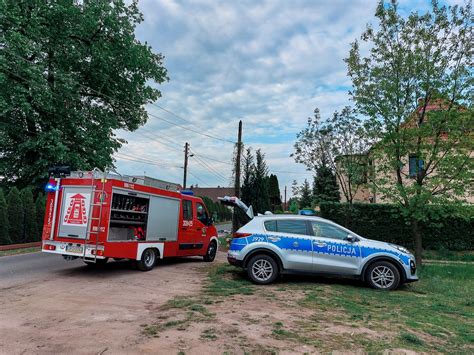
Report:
41,170,218,271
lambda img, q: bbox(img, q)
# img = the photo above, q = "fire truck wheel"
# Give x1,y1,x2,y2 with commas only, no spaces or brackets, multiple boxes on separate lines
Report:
136,248,157,271
84,258,109,267
203,241,217,262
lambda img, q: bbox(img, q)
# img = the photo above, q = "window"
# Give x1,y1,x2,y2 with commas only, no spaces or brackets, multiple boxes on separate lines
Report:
311,221,348,240
409,155,424,178
182,200,193,221
275,220,308,235
264,220,277,232
196,202,208,224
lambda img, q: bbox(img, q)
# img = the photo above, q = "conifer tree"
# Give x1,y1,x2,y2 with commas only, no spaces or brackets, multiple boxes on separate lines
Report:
312,166,340,204
35,193,46,240
7,187,23,243
20,188,37,242
0,190,10,245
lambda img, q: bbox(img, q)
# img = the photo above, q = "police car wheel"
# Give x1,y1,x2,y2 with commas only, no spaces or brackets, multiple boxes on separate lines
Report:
203,241,217,262
366,261,400,290
136,249,157,271
247,254,278,285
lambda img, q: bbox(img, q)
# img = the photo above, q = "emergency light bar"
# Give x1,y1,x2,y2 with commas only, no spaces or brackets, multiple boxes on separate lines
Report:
181,190,194,196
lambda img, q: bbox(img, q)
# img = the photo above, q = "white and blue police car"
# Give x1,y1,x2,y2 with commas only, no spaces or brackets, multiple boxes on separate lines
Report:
226,214,418,290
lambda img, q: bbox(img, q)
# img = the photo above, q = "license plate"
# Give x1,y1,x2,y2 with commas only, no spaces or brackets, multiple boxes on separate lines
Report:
66,245,83,254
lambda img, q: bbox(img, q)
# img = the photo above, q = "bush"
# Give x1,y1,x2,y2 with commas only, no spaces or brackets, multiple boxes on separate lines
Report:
319,202,473,251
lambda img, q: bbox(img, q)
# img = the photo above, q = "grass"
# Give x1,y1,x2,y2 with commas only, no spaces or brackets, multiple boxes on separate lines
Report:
144,258,473,353
0,247,40,257
209,262,474,353
423,249,474,262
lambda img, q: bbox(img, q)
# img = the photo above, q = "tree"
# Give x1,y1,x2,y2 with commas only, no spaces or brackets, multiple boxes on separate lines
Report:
267,174,282,212
293,107,371,204
20,187,37,242
292,179,312,209
346,0,473,264
1,1,168,188
252,149,270,213
35,192,46,239
289,199,299,214
0,190,10,244
6,187,23,243
240,148,254,208
299,179,313,209
312,166,340,204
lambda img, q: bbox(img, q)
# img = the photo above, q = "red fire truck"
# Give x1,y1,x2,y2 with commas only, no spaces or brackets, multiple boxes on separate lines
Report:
41,169,218,271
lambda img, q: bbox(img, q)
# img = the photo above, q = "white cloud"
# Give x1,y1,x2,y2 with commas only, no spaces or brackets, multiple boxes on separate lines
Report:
116,0,444,196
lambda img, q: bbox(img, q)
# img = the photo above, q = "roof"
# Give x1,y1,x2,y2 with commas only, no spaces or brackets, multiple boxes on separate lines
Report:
189,186,235,202
253,214,327,222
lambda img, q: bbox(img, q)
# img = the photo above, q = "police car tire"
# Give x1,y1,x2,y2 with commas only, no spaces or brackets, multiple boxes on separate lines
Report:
366,261,401,291
203,241,217,262
136,249,157,271
247,254,279,285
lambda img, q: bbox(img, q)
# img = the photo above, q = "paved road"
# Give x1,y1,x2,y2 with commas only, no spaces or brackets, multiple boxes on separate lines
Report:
0,251,84,289
0,221,231,290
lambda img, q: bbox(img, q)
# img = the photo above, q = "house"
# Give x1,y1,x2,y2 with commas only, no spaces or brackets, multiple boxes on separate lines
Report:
189,185,235,203
337,99,473,204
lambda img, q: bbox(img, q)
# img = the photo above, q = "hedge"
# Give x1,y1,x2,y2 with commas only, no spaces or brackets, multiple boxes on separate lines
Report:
319,202,474,251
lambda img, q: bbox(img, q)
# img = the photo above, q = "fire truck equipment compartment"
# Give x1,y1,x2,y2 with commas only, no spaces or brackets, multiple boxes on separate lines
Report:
58,186,93,239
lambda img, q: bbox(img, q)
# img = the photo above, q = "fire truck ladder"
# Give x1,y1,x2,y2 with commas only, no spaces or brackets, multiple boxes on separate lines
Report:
84,169,107,263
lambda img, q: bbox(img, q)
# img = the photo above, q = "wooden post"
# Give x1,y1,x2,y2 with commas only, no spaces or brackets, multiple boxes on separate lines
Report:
183,142,189,189
232,121,242,232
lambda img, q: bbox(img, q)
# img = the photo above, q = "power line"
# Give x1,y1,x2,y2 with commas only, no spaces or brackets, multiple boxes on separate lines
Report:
1,47,237,144
115,154,181,169
190,148,230,182
187,170,209,187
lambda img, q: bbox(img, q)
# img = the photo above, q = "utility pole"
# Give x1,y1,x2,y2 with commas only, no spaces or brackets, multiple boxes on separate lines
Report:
232,120,243,233
284,185,287,211
183,142,189,189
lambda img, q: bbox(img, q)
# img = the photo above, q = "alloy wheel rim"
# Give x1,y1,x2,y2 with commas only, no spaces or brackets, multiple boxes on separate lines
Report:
252,259,273,281
371,266,395,288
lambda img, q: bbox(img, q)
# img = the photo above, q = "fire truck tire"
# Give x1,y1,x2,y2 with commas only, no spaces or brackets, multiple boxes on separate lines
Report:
136,248,157,271
203,241,217,262
84,258,109,267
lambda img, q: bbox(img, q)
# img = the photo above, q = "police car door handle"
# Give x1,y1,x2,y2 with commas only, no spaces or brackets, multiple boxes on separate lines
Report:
313,240,326,247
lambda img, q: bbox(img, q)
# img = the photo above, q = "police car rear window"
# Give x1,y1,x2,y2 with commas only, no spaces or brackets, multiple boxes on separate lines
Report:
265,220,307,235
264,220,277,232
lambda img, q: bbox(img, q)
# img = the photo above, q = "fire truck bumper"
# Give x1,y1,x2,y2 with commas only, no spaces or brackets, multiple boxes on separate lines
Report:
42,241,106,259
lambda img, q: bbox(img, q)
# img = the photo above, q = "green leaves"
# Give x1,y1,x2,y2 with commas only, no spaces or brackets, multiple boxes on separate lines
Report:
1,1,168,188
346,1,473,263
292,106,371,204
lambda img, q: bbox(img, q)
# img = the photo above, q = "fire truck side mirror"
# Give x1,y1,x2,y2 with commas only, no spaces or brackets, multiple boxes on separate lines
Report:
207,216,214,226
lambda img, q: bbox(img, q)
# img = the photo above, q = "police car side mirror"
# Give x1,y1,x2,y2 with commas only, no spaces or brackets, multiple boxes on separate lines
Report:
346,235,358,243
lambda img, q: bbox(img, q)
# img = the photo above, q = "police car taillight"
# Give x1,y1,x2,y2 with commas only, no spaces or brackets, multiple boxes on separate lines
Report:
233,232,251,239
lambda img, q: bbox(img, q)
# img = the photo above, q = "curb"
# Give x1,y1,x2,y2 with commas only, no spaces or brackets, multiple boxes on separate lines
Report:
0,242,41,251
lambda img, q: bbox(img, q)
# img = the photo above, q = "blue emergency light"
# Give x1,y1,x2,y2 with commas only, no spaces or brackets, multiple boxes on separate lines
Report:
181,190,194,196
45,182,60,192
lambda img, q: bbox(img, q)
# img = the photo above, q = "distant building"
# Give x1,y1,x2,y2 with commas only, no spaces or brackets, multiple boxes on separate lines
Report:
336,99,473,204
189,185,235,202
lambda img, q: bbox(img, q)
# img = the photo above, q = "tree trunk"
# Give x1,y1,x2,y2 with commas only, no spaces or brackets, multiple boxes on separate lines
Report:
411,218,423,266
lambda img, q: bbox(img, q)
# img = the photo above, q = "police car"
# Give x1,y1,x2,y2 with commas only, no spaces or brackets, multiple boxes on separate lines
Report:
219,197,417,290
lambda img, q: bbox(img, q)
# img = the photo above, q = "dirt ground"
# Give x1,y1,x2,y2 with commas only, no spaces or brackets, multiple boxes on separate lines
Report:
0,252,425,354
0,254,207,355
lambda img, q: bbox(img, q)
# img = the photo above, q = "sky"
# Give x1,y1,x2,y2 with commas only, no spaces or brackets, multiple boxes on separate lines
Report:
115,0,464,197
